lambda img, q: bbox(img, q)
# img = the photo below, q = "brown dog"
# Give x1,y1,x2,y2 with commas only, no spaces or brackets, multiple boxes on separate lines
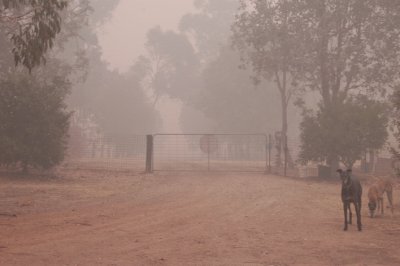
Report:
367,179,394,218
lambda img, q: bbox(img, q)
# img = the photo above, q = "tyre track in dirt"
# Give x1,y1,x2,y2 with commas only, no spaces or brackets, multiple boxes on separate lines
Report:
1,172,400,265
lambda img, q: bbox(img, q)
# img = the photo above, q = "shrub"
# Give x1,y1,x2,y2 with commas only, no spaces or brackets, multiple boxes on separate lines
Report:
0,72,71,171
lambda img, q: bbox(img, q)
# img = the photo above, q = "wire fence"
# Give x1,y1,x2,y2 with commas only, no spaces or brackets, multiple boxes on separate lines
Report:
64,134,147,172
152,134,268,172
62,132,308,175
62,131,397,177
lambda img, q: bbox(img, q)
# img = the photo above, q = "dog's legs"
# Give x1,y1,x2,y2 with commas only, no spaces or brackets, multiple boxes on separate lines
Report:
377,197,382,216
355,201,362,231
348,204,352,225
386,189,394,215
343,202,349,231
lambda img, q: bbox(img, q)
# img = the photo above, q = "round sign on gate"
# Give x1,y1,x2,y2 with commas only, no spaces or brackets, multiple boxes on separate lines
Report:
199,135,218,154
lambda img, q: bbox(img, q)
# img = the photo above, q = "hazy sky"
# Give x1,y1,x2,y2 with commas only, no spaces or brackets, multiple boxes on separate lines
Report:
98,0,195,132
98,0,195,72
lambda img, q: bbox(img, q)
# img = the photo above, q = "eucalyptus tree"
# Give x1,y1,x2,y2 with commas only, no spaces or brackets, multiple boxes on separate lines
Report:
179,0,238,62
0,0,68,71
139,0,239,105
296,0,400,170
232,0,306,172
140,26,200,106
297,0,400,108
0,0,116,171
233,0,400,172
64,0,161,143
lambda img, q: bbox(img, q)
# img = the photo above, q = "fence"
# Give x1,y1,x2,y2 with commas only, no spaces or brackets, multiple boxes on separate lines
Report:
64,134,147,171
63,132,309,174
149,134,269,172
63,132,397,177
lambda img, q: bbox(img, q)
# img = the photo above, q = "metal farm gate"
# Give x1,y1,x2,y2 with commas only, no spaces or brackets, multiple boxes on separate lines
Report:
146,134,269,172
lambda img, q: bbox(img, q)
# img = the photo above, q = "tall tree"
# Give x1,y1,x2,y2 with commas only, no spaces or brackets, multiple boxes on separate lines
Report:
296,0,400,170
232,0,305,173
0,0,127,171
297,0,400,108
179,0,238,62
65,0,161,140
140,26,200,106
233,1,400,171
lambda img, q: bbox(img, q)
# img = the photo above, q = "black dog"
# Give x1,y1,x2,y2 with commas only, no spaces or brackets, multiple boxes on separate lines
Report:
337,169,362,231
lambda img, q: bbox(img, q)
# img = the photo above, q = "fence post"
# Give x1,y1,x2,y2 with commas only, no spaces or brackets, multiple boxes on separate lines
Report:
283,133,288,177
207,134,210,171
267,134,272,173
145,135,153,173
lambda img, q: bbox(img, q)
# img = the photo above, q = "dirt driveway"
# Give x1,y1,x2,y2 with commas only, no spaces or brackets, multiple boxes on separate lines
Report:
0,170,399,265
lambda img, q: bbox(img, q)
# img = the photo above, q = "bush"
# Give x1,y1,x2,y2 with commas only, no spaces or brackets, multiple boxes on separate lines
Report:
0,72,71,170
299,97,388,169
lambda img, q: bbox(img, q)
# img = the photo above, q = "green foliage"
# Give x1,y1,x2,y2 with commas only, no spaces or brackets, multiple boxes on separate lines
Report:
0,71,71,170
296,0,400,167
232,0,400,105
0,0,68,71
232,0,400,169
231,0,307,161
296,0,400,104
232,0,307,82
299,97,388,168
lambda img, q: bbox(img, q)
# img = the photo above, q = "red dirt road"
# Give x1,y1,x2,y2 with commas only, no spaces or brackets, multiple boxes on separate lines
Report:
1,170,399,265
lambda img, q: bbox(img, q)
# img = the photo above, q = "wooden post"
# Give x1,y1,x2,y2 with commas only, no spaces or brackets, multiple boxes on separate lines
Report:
268,134,272,173
145,135,153,173
207,135,210,171
284,133,287,177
